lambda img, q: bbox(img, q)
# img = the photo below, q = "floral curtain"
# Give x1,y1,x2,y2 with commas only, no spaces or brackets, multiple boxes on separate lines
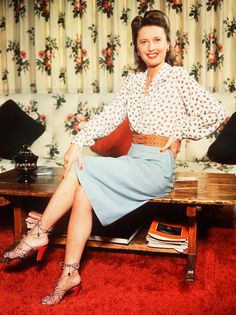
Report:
0,0,235,95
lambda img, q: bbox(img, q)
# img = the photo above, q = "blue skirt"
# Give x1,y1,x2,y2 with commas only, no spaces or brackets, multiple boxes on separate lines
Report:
74,144,175,226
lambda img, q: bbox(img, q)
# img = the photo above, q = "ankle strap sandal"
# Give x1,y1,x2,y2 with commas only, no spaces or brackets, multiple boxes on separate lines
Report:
60,261,80,276
1,220,49,263
40,261,81,305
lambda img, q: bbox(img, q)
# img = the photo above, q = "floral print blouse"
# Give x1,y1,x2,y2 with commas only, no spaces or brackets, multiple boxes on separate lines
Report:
72,63,227,148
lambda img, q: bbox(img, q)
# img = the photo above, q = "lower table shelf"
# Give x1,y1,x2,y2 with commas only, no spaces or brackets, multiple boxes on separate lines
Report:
52,228,188,255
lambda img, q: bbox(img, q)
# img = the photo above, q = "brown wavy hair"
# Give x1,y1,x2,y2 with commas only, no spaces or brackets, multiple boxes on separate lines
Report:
131,10,175,71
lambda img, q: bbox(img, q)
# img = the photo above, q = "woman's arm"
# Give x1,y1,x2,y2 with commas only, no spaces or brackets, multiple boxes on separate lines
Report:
173,67,227,140
72,74,134,149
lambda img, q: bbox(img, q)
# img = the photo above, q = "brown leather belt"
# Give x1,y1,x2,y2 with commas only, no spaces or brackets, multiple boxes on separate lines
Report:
132,132,168,147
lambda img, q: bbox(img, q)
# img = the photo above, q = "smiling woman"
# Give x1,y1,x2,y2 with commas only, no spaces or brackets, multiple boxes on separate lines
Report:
131,10,175,72
137,25,170,91
1,9,227,306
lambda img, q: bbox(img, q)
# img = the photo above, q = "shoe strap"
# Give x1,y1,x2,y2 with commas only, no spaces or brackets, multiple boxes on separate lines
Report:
60,261,80,276
3,239,32,259
21,239,33,251
30,220,49,238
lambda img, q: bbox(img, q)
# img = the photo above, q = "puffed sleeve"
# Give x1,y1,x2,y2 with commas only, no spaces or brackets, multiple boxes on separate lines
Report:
72,73,134,148
173,67,227,140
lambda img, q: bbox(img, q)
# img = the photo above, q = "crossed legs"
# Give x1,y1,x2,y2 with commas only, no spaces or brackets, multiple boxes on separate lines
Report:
3,166,93,304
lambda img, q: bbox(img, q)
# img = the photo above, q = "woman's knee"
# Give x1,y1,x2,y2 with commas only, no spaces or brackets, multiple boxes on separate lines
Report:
73,186,91,206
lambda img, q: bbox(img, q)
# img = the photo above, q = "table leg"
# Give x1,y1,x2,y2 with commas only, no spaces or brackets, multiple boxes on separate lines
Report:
185,206,200,282
14,207,27,242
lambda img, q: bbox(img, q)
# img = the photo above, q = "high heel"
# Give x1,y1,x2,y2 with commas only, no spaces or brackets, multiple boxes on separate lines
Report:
73,284,81,297
1,220,49,263
40,262,81,305
36,245,48,262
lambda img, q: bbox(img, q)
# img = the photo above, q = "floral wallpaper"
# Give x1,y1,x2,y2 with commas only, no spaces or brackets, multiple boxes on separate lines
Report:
0,0,235,95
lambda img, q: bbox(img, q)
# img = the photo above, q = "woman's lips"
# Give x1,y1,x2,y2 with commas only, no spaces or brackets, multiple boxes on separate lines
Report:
146,53,159,58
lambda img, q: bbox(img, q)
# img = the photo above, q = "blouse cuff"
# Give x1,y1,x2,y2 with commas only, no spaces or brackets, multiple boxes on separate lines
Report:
71,138,84,149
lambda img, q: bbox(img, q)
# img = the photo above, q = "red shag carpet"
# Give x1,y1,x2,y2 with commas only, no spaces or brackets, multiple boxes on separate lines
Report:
0,207,235,315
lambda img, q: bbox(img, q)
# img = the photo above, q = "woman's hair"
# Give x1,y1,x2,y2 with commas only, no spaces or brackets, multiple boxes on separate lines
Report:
131,10,175,71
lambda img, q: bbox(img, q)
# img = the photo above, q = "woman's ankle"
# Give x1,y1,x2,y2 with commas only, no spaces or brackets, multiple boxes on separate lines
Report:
28,220,50,240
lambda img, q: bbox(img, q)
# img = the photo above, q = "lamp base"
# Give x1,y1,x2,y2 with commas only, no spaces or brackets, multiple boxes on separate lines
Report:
17,171,37,183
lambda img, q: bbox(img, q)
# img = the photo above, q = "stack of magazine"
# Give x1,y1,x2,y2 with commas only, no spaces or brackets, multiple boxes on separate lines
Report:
146,219,189,253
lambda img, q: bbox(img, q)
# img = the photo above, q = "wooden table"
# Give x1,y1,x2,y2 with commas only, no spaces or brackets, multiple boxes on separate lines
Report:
0,168,236,282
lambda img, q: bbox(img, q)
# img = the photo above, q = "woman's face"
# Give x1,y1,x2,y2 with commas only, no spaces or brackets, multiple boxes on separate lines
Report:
137,25,169,70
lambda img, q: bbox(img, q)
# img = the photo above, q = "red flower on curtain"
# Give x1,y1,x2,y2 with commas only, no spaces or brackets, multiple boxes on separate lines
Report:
96,0,114,18
36,37,58,75
166,0,182,13
99,35,120,73
69,0,87,18
34,0,50,22
174,31,189,66
137,0,155,15
6,41,30,76
202,30,224,71
65,37,89,74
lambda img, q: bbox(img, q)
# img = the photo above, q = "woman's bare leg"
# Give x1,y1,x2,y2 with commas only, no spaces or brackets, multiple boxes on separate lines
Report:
65,185,93,263
40,167,79,230
3,167,80,260
61,186,92,283
40,185,93,305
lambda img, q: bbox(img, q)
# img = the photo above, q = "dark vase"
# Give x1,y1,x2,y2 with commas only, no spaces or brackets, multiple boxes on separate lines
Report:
14,144,38,183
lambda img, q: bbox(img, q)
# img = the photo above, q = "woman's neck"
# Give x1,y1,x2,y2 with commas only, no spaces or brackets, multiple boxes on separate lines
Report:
146,62,165,80
144,63,165,93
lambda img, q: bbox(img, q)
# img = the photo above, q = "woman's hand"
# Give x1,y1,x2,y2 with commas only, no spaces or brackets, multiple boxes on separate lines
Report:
160,136,181,159
63,143,83,178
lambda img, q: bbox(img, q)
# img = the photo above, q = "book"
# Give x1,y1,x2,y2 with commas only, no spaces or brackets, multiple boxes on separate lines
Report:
36,166,53,176
146,235,188,253
146,219,189,253
174,176,198,189
88,210,145,245
88,225,142,245
147,219,189,242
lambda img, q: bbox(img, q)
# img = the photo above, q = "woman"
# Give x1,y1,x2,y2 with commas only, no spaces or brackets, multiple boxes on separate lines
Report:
1,10,226,305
